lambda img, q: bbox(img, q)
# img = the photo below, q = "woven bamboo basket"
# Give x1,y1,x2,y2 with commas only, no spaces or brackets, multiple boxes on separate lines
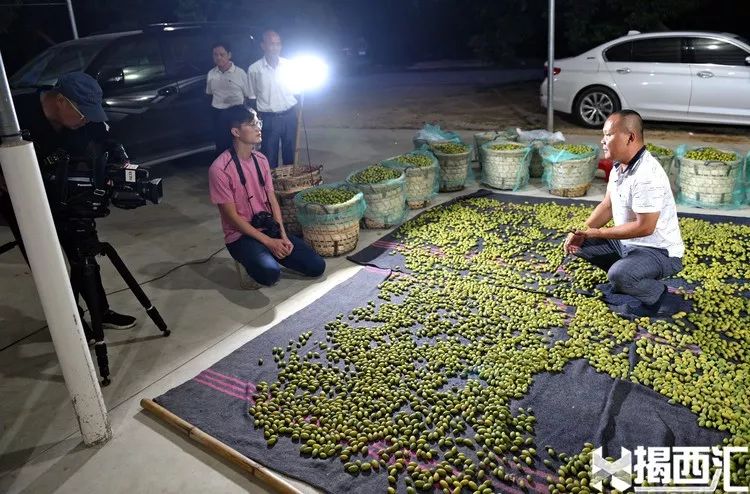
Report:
271,164,323,193
481,143,530,190
402,164,438,209
544,154,598,198
677,151,742,206
652,154,674,172
431,144,472,192
652,153,676,192
529,146,545,178
272,164,324,236
275,190,303,236
296,190,364,257
348,171,407,229
474,131,500,166
382,154,439,210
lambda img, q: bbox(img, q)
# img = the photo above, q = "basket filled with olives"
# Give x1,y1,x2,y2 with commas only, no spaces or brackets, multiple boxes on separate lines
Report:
429,141,473,192
346,165,407,229
480,141,532,191
540,143,599,197
645,143,675,172
294,184,366,256
677,147,742,207
381,151,439,209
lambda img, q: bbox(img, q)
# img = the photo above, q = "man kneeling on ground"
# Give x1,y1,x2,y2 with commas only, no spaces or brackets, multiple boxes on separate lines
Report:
563,110,685,316
208,106,325,286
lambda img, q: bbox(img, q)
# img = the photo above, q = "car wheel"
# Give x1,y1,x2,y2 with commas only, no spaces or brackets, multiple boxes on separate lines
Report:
574,87,620,128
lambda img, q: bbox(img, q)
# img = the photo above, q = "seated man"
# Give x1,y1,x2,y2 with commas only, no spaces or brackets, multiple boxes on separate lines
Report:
563,110,684,316
208,106,325,286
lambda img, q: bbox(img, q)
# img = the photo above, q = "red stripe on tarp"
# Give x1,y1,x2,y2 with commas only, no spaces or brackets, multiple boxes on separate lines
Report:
193,377,247,400
197,371,247,394
204,368,256,390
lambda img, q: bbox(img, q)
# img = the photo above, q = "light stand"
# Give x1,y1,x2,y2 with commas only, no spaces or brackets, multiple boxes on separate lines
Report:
282,55,328,166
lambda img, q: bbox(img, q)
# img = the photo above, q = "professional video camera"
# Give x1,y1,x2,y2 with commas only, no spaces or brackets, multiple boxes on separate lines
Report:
39,140,168,386
42,141,162,219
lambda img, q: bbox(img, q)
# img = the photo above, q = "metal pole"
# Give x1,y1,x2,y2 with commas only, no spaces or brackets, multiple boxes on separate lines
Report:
546,0,555,132
66,0,79,39
293,93,304,165
0,50,110,445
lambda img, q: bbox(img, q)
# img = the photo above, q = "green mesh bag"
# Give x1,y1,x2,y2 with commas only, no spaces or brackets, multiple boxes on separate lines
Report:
480,141,533,191
294,183,366,227
412,123,462,150
381,149,439,209
540,143,599,197
674,145,745,209
294,183,367,257
430,141,473,192
346,166,407,229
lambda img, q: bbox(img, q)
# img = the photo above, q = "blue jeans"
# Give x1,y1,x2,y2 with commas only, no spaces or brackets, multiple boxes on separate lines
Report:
258,108,297,168
574,238,683,305
226,234,325,286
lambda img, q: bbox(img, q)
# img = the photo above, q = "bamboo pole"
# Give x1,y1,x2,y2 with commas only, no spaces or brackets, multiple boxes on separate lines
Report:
141,399,303,494
293,96,304,165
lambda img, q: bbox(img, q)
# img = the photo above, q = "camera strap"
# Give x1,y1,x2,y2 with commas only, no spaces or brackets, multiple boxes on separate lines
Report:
229,146,271,209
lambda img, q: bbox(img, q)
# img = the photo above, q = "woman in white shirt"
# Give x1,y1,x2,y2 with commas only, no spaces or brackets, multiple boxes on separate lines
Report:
206,41,251,155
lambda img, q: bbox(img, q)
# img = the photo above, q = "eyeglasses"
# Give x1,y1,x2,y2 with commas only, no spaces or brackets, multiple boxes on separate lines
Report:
243,119,263,130
61,94,86,123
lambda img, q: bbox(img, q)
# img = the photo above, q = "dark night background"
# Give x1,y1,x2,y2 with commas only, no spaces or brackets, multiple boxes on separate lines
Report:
1,0,750,75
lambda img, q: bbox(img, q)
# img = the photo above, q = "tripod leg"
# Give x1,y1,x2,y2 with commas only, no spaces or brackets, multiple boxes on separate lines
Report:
100,242,170,336
69,263,94,342
80,257,110,386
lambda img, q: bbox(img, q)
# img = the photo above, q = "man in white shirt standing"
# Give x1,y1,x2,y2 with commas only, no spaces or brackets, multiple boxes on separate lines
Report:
206,41,251,155
247,30,298,169
564,110,685,317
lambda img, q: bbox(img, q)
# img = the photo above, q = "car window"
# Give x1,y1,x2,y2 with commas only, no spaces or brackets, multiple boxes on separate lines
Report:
689,38,750,66
98,36,167,87
162,31,212,78
10,41,108,88
630,38,682,63
604,42,632,62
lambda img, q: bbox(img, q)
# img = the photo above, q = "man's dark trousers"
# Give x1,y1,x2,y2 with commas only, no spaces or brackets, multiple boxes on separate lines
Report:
258,107,297,168
574,238,682,305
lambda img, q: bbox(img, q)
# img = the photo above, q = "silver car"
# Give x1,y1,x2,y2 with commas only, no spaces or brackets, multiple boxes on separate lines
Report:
541,31,750,127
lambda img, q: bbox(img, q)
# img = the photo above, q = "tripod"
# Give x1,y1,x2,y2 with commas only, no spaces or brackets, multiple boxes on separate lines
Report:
59,218,169,386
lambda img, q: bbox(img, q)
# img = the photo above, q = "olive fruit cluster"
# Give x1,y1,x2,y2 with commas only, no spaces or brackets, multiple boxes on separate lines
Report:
646,143,673,157
301,187,358,205
247,195,749,493
684,147,738,162
349,165,402,184
552,144,594,155
393,154,434,168
488,143,525,151
432,142,469,154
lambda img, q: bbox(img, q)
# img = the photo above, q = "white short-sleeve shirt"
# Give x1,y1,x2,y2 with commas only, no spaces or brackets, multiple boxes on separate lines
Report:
206,63,250,109
247,57,297,113
608,148,685,257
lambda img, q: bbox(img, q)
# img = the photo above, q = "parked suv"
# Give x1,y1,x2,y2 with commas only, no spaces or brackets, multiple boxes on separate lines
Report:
540,31,750,128
10,23,261,164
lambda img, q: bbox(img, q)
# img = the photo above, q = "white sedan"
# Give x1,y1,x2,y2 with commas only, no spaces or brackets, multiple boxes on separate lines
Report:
540,31,750,128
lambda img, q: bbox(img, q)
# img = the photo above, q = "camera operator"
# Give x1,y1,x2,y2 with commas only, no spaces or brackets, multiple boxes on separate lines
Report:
208,106,325,287
0,72,136,330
